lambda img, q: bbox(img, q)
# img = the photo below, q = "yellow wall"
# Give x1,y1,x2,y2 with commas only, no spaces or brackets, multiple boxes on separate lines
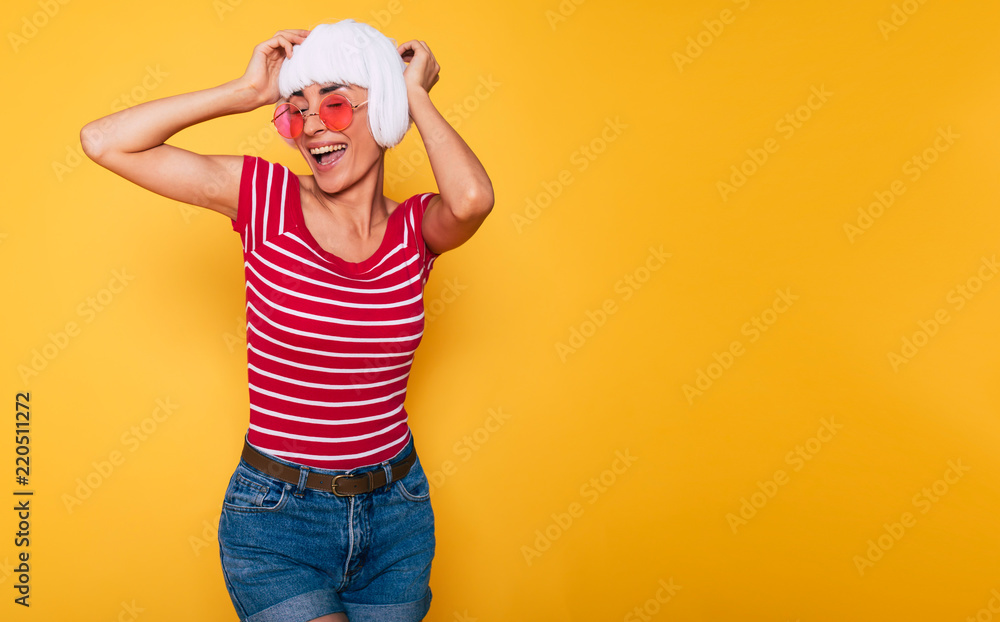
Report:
3,0,1000,620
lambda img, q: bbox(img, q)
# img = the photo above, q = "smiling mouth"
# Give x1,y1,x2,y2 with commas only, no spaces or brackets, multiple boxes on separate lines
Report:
310,144,347,167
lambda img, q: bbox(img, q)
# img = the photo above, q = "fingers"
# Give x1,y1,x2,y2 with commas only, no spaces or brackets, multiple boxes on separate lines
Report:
274,29,310,37
276,34,294,58
397,40,439,75
397,39,431,56
397,40,414,62
396,38,441,94
269,29,309,58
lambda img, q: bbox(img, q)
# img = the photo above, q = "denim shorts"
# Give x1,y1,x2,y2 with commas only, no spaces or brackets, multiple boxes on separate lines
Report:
217,432,435,622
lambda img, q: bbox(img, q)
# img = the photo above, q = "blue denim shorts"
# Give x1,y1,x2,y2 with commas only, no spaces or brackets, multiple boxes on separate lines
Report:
217,432,435,622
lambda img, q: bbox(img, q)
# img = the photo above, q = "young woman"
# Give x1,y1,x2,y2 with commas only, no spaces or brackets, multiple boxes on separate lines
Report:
81,19,493,622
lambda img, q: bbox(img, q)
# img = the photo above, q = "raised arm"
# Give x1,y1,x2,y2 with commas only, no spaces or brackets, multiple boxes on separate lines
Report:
398,40,495,256
80,29,311,220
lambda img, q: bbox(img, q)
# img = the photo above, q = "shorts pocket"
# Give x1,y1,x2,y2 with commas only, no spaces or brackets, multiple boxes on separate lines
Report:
394,453,431,502
223,462,290,513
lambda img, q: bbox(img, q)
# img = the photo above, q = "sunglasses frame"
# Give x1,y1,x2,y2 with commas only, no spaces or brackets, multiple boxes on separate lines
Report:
271,92,369,139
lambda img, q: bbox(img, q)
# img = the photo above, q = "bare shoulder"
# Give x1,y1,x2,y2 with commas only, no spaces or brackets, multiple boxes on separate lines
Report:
386,195,401,216
424,193,443,212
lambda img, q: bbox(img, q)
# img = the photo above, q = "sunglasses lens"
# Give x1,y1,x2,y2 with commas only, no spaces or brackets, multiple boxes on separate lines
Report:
319,94,353,131
272,103,302,138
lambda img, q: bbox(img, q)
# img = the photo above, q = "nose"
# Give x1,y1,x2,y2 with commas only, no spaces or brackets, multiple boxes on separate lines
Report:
302,111,327,134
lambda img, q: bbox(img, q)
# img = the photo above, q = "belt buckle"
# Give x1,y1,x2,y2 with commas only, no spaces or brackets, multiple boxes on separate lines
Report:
331,474,352,497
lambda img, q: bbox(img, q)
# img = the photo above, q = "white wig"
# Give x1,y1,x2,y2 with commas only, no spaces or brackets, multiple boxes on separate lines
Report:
277,19,411,149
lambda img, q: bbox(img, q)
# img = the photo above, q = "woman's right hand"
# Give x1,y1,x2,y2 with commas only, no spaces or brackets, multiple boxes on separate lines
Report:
236,29,311,110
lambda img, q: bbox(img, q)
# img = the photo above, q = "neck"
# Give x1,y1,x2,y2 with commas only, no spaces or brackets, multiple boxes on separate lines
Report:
310,151,389,237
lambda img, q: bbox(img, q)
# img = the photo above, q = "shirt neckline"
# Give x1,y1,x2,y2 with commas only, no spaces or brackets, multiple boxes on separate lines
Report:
289,173,404,273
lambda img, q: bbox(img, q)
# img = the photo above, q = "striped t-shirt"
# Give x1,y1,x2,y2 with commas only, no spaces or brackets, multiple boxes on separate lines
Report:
230,155,440,469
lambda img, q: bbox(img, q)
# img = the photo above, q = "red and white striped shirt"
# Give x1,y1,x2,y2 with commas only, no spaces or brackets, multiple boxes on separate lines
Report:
230,155,440,469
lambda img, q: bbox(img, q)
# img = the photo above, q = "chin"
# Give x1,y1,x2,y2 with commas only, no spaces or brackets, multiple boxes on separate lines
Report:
313,174,351,194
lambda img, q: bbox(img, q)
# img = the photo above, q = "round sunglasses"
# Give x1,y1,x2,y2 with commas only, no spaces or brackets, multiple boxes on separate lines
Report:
271,93,369,139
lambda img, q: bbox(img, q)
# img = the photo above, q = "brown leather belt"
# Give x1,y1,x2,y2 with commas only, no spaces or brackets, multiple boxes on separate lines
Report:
241,438,416,496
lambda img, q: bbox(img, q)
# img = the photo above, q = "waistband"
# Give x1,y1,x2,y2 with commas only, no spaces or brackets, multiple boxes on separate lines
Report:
239,432,417,496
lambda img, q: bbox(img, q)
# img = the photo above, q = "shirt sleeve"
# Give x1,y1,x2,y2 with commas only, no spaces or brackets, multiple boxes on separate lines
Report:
231,154,255,235
411,192,442,280
231,155,295,254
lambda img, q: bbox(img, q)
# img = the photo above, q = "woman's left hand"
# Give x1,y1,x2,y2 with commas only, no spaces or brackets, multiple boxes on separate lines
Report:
398,40,440,94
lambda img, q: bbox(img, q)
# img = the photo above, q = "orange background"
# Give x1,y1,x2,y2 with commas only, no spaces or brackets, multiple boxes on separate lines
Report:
2,0,1000,620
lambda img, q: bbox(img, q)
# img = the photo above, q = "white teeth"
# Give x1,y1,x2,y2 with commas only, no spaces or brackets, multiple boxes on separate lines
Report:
309,144,347,155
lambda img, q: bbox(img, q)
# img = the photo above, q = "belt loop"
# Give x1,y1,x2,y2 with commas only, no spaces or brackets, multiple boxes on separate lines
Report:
295,465,311,496
386,436,410,482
